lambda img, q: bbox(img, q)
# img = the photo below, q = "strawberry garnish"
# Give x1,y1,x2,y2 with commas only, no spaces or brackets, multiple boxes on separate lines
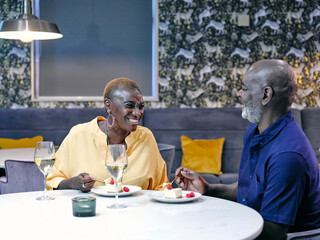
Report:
110,180,114,185
167,185,173,190
186,193,191,198
190,192,195,197
123,186,130,192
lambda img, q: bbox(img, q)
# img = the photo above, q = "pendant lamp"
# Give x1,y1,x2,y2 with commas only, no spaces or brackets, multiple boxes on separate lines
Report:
0,0,62,42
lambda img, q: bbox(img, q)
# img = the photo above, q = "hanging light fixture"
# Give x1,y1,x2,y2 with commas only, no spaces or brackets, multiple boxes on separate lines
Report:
0,0,62,42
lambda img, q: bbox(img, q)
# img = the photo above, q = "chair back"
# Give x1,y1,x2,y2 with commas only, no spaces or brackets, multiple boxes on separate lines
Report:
0,160,44,194
286,228,320,240
157,143,175,180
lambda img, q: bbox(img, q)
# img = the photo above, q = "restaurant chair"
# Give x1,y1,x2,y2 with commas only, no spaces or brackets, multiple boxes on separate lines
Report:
0,159,44,194
157,143,175,179
285,228,320,240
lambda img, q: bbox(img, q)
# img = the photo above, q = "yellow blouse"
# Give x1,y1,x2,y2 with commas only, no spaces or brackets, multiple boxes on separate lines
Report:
47,117,168,190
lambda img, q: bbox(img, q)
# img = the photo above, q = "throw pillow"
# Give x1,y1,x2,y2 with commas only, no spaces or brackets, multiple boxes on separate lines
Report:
181,136,225,175
0,136,43,149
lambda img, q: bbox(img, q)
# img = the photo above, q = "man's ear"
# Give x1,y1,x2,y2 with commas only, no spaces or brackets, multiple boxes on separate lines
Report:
262,86,273,105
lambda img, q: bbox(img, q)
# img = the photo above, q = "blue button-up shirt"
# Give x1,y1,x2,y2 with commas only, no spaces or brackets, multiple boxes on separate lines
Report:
238,111,320,231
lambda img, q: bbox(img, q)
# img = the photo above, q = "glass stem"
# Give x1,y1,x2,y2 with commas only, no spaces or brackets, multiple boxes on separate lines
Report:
115,179,118,207
44,174,47,199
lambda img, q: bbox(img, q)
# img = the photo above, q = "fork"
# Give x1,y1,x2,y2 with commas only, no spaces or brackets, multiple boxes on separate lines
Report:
161,176,178,190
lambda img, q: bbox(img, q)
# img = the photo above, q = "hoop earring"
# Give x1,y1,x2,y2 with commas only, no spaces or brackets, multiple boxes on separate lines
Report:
107,114,115,128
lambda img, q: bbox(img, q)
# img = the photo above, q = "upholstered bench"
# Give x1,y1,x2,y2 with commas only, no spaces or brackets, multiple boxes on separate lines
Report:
0,107,319,185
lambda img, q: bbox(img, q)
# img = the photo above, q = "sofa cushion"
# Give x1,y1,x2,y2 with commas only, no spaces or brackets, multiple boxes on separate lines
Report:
301,108,320,163
0,108,106,146
218,173,239,184
142,108,250,177
181,136,224,175
0,136,43,149
199,173,221,184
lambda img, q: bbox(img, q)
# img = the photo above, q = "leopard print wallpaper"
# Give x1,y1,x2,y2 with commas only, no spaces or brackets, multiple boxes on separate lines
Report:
0,0,319,109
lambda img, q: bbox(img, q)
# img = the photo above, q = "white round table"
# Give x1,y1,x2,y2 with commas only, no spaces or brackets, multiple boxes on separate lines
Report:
0,148,34,168
0,189,263,240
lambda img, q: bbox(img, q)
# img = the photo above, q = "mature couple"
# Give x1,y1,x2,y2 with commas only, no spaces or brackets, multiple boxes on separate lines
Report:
47,59,320,239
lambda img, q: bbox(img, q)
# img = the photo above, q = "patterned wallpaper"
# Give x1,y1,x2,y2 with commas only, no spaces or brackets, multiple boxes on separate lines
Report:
0,0,320,109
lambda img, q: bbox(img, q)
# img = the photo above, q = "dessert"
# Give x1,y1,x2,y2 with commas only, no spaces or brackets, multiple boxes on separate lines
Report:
104,178,122,193
105,183,122,193
162,182,171,188
186,192,195,198
164,187,182,199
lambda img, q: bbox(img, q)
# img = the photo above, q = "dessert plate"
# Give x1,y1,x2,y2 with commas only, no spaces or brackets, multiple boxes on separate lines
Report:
91,185,142,197
150,191,201,203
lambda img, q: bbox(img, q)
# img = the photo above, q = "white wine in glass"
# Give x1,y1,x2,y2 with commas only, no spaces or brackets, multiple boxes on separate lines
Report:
105,144,128,208
34,141,56,200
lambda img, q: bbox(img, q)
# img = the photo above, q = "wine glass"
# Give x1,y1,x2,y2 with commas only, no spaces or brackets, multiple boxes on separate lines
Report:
105,144,128,209
34,141,56,200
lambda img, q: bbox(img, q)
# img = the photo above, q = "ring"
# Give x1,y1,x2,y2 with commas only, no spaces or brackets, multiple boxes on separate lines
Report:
82,183,85,189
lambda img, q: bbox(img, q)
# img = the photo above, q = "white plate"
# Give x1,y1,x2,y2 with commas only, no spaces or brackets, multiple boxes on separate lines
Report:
150,190,201,203
90,185,142,197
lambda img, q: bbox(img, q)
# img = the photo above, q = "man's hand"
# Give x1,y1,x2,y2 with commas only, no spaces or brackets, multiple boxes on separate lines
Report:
175,167,208,194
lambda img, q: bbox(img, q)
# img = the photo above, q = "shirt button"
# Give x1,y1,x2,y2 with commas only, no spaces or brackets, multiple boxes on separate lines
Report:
249,175,252,179
242,198,246,202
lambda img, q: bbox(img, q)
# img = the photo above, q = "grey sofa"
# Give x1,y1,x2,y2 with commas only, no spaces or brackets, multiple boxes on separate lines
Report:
142,108,319,183
0,108,319,185
0,108,176,185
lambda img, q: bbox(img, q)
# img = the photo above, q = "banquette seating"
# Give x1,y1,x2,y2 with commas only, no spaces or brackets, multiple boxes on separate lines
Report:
0,107,319,185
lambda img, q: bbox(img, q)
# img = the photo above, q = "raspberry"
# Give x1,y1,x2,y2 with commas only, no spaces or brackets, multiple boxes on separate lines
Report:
110,180,114,185
123,186,130,192
186,193,191,198
190,192,195,197
167,185,173,190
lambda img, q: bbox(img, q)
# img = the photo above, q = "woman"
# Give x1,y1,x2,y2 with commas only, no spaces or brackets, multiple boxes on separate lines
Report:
47,78,168,192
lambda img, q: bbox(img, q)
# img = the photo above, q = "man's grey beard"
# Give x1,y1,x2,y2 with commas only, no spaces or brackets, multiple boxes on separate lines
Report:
241,102,262,124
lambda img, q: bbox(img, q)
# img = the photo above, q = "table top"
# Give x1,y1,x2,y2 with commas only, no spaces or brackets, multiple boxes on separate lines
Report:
0,189,263,240
0,148,34,168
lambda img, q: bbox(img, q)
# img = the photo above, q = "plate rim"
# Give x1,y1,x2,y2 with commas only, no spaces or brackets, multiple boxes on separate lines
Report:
150,190,201,203
90,185,142,197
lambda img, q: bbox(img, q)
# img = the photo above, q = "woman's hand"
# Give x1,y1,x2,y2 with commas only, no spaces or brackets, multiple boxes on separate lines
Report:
58,173,95,192
74,173,96,192
175,167,208,194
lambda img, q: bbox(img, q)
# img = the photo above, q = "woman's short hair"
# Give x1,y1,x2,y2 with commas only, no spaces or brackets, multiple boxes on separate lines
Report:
103,78,141,101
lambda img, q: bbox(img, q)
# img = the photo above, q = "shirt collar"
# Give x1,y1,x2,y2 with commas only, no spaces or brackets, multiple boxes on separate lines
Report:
251,110,294,148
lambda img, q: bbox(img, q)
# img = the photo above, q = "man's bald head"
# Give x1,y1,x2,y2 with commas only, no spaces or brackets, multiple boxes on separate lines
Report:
246,59,297,109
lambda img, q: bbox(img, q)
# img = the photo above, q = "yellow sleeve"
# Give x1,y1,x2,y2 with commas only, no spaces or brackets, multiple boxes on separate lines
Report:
47,118,108,189
47,131,71,190
125,126,168,190
149,132,169,190
152,152,169,190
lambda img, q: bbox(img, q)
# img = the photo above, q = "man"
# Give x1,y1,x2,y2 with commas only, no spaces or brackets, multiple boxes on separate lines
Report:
175,59,320,239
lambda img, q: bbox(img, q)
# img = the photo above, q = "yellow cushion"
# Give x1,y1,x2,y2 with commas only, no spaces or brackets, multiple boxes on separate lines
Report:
181,136,224,175
0,136,43,149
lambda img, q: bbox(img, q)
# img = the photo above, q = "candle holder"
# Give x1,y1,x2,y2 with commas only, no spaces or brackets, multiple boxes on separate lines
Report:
72,196,96,217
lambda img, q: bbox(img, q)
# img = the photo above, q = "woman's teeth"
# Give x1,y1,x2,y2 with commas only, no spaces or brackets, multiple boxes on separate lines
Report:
128,119,138,123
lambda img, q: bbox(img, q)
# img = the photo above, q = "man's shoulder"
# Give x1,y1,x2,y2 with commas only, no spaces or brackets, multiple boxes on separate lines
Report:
269,121,316,165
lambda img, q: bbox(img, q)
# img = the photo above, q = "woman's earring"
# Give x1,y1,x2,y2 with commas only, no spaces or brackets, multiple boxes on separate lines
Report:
107,114,115,128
